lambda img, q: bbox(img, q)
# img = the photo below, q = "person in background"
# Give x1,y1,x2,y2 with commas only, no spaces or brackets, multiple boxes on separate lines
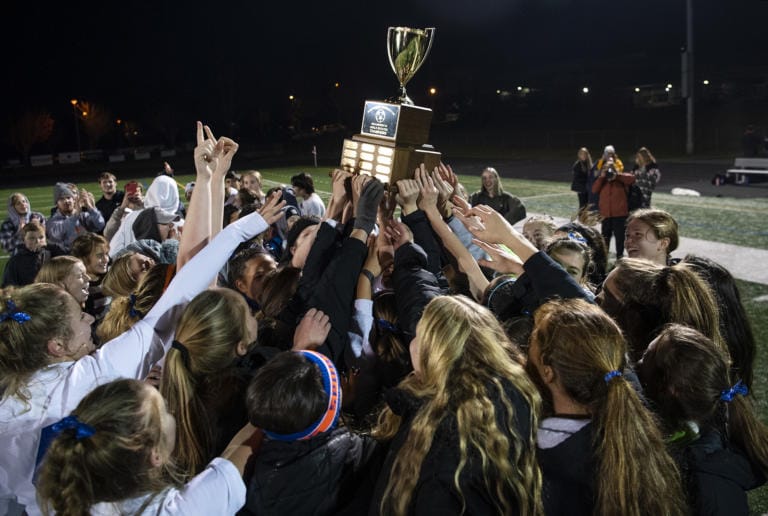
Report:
46,183,105,252
291,172,326,218
624,209,678,266
570,147,593,211
95,172,124,224
2,220,65,287
185,182,195,203
71,233,112,324
0,192,46,254
631,147,661,209
241,170,266,203
470,167,527,225
588,146,623,211
591,156,635,258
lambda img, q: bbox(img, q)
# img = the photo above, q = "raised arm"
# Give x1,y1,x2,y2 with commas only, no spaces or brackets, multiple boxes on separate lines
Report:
415,166,488,301
82,193,286,381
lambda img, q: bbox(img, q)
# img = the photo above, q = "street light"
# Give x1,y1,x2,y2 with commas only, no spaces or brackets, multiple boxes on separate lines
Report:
428,87,437,95
634,87,641,93
70,99,81,155
582,87,589,94
702,79,709,85
288,95,295,101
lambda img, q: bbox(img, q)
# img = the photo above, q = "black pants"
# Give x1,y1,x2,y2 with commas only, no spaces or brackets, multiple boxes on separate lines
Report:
577,192,588,210
602,216,627,258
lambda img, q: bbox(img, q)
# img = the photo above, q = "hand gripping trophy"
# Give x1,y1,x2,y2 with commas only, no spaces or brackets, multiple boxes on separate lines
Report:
338,27,441,186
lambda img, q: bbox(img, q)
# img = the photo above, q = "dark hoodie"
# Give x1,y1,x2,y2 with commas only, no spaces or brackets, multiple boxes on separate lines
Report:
672,429,765,515
0,194,46,253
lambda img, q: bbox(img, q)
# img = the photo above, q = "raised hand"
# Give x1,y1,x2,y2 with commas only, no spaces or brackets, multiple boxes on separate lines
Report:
431,167,454,214
438,162,458,190
194,121,219,180
331,169,352,205
293,308,331,351
257,190,287,225
463,204,516,245
415,164,439,211
472,238,525,276
354,178,385,234
395,178,419,215
384,219,413,252
351,174,372,213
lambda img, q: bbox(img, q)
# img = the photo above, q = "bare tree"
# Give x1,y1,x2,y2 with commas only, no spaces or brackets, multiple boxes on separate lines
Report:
7,110,55,165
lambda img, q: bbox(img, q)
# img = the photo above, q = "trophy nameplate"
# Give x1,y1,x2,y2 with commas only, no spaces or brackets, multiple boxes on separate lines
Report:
339,27,440,186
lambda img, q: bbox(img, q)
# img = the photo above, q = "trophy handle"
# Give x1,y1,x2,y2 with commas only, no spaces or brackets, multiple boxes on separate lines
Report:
423,28,435,66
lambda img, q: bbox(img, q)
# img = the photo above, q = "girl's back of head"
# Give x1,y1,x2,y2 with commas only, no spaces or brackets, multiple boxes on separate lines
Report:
161,288,252,477
245,351,332,438
377,295,542,516
682,254,755,388
37,379,177,516
638,324,768,478
531,299,686,516
97,263,171,343
608,258,723,362
0,284,75,402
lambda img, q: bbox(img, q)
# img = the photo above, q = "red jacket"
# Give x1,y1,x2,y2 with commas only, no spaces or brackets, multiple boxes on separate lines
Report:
592,173,636,218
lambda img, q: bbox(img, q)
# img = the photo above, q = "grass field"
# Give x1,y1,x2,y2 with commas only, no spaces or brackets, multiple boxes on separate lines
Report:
1,166,767,512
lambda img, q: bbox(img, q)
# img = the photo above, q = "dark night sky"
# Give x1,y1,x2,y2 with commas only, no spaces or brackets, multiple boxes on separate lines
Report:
3,0,766,126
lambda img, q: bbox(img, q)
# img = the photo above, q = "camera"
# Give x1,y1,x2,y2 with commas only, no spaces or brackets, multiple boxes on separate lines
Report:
606,167,617,180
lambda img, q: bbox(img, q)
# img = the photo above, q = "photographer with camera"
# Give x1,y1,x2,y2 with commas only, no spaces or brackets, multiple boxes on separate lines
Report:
591,155,636,259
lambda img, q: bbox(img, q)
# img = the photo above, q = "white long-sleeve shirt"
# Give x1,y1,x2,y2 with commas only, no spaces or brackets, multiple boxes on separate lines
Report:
91,458,245,515
0,210,268,515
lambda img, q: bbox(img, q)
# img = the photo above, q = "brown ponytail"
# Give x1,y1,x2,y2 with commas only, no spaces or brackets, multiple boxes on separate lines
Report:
532,299,687,516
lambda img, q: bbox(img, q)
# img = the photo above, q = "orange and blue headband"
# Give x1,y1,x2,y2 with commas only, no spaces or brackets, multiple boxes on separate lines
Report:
263,350,341,441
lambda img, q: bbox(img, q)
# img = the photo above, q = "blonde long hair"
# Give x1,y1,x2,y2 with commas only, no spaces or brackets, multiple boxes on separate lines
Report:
160,288,251,478
532,299,687,516
374,295,542,515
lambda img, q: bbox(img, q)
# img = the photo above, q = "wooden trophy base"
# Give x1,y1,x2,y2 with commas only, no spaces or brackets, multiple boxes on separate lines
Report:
339,100,441,186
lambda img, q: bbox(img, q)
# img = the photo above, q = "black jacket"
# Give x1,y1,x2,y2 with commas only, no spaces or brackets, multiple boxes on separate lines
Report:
1,243,66,287
369,382,535,515
489,251,592,322
673,429,765,516
242,427,377,516
279,221,367,366
391,242,442,346
537,421,595,515
570,160,589,193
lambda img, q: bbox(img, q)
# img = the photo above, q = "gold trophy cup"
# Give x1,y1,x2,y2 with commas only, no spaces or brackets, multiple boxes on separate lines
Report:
338,27,441,186
387,27,435,105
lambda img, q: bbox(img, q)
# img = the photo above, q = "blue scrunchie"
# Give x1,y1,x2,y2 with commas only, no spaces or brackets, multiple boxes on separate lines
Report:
604,370,623,384
720,380,748,403
52,415,96,440
0,299,31,324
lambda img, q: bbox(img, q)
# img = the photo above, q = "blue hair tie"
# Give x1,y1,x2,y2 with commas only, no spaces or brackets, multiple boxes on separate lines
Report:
376,319,399,334
720,380,748,403
567,231,587,244
52,415,95,441
128,294,143,318
604,370,623,384
0,299,31,324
